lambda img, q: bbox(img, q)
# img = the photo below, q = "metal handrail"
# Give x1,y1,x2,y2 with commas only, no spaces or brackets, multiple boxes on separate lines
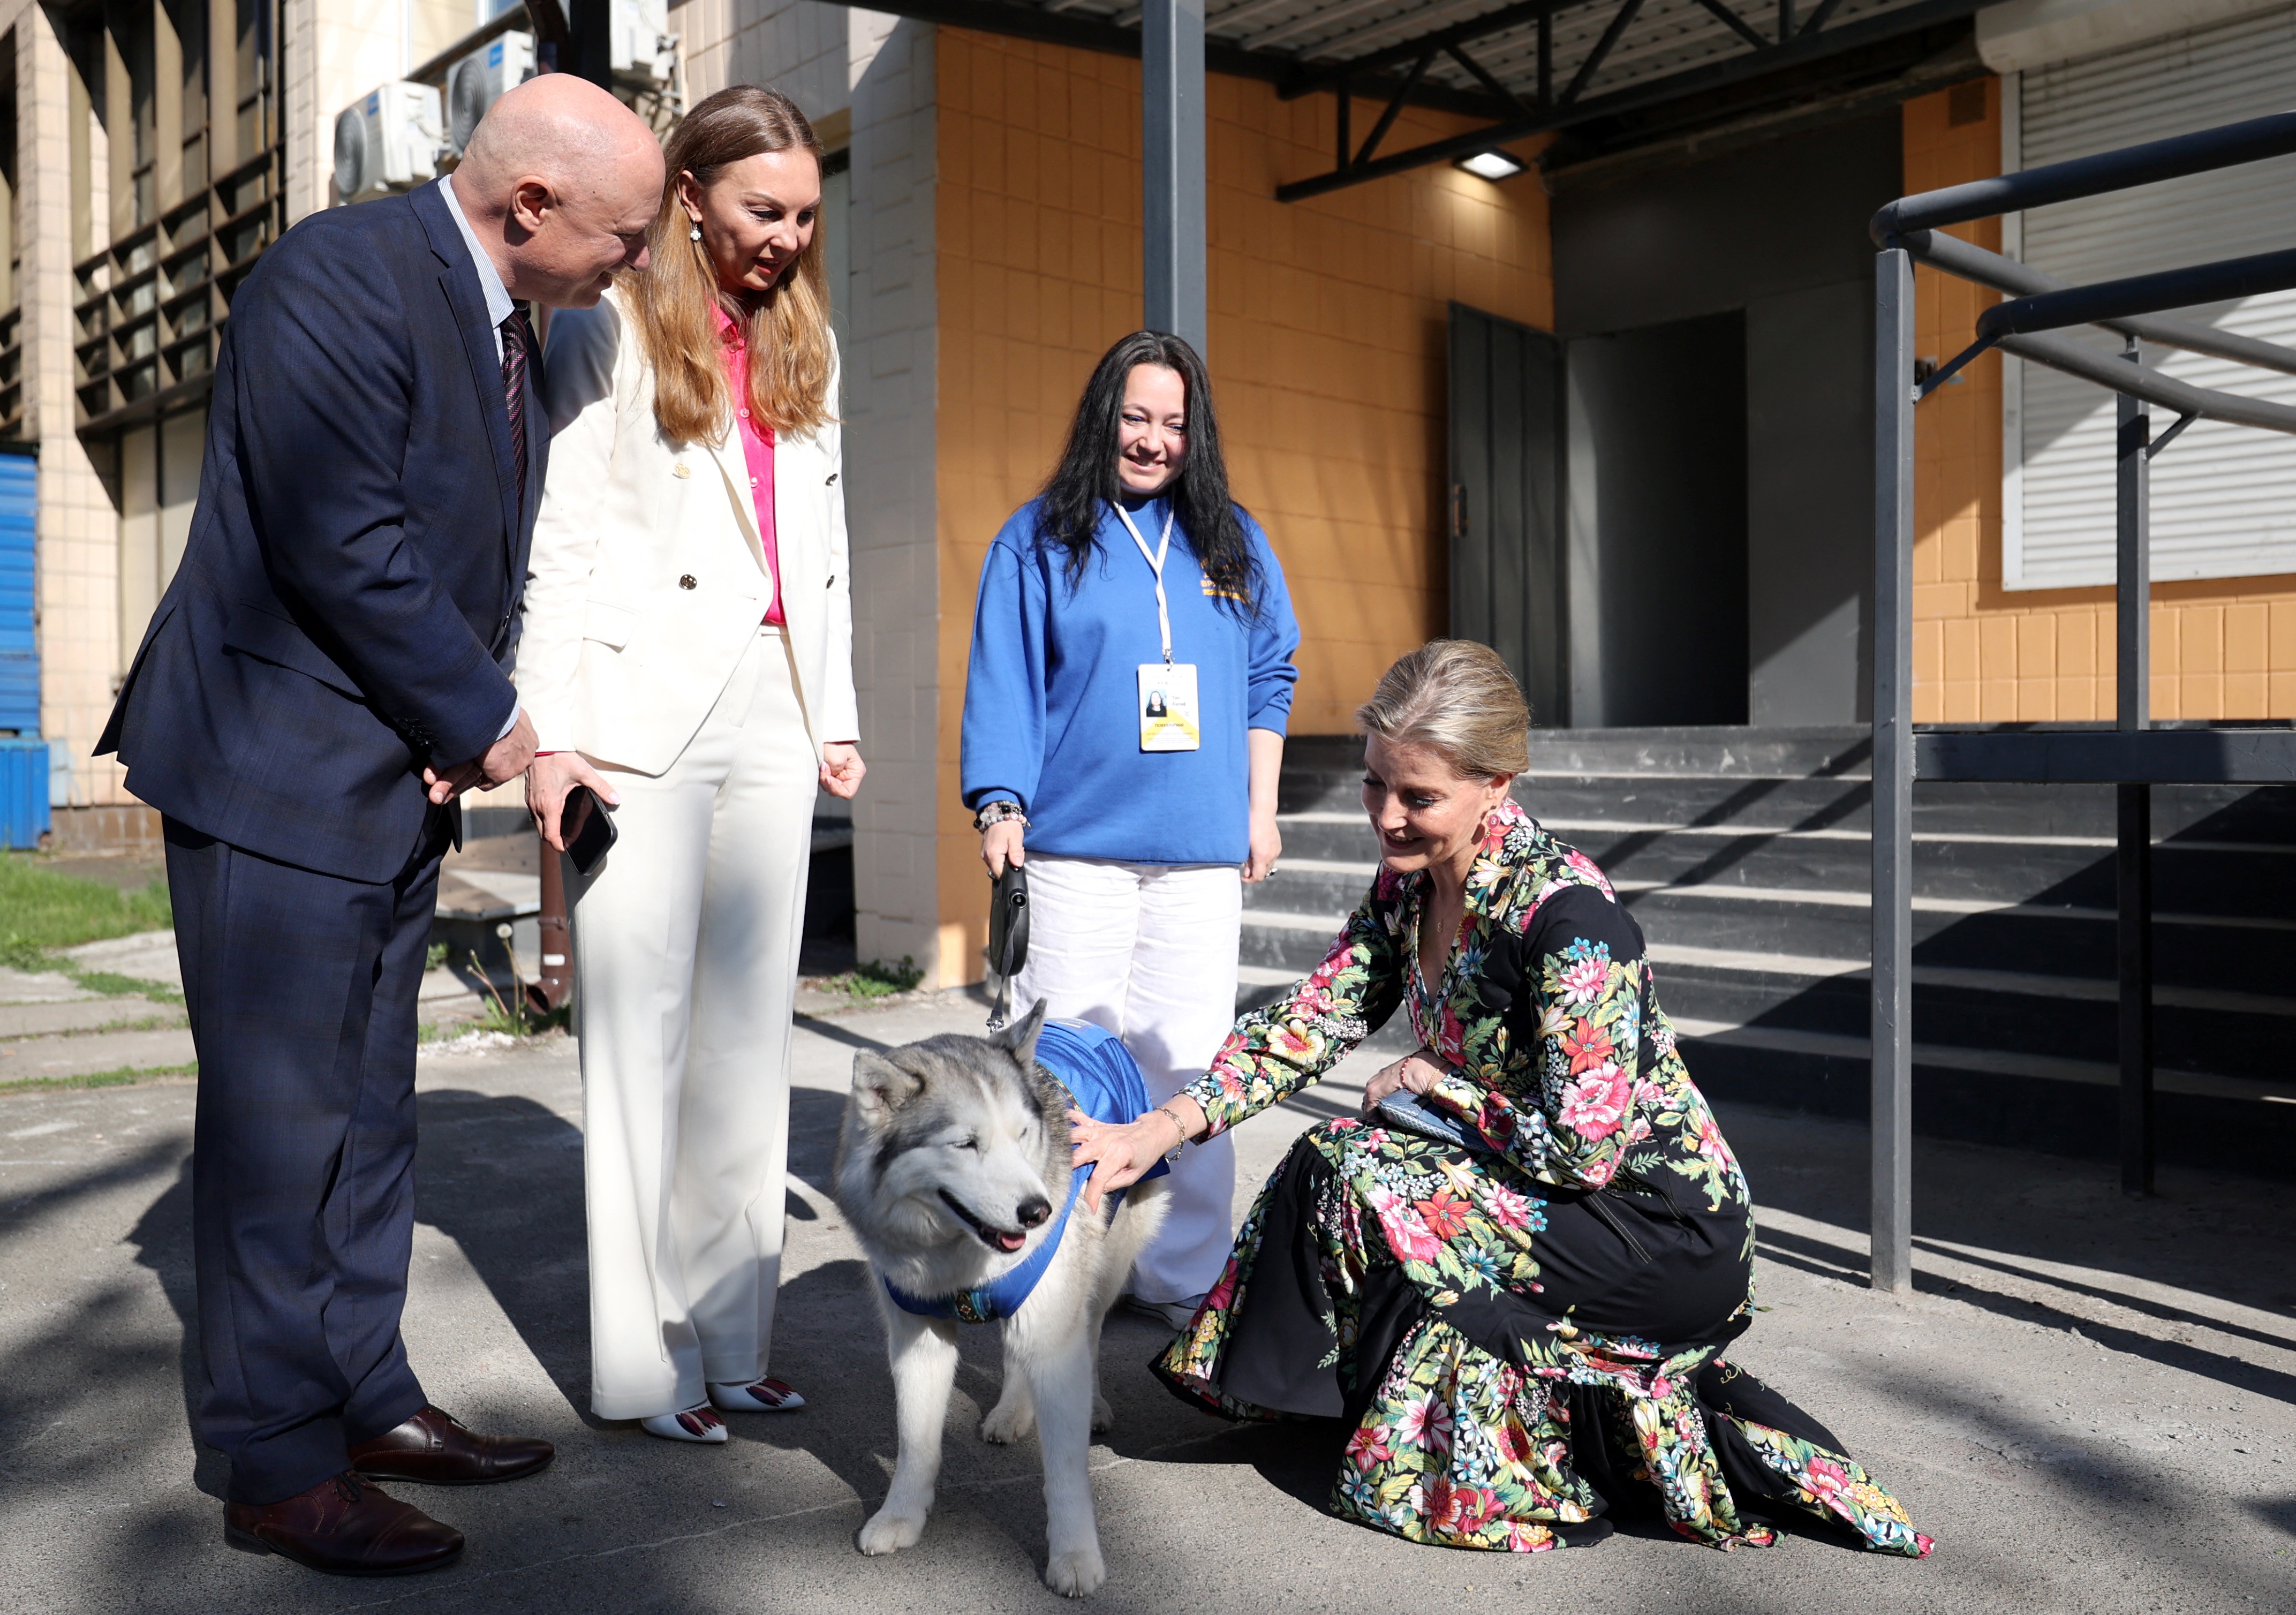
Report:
1901,229,2296,379
1870,110,2296,242
1869,107,2296,1294
1978,246,2296,342
2000,332,2296,437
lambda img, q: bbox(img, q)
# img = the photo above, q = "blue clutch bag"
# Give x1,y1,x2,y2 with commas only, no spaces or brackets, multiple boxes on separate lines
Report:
1371,1090,1487,1152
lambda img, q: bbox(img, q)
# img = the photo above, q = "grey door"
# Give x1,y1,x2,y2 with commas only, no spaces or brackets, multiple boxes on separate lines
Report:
1564,311,1749,728
1448,302,1565,726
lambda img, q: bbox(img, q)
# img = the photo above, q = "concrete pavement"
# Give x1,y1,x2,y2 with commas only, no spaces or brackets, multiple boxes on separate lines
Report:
2,992,2293,1614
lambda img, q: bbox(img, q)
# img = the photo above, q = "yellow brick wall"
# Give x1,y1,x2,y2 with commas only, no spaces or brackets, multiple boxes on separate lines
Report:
1905,79,2296,723
931,28,1552,982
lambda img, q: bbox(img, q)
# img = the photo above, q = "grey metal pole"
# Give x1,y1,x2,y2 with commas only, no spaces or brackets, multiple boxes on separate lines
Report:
1141,0,1207,354
2116,338,2156,1197
1871,248,1915,1293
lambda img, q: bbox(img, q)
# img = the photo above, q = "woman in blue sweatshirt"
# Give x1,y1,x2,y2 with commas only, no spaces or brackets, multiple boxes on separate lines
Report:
962,331,1300,1326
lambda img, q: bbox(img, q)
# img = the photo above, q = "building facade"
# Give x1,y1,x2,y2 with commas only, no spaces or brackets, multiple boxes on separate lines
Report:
7,0,2290,989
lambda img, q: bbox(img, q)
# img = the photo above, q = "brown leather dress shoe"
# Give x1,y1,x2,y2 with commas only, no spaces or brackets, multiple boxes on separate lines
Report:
223,1471,463,1577
349,1405,555,1485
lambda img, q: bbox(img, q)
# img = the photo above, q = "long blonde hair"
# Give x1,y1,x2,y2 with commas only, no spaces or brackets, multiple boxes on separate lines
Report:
1356,640,1532,779
625,85,835,444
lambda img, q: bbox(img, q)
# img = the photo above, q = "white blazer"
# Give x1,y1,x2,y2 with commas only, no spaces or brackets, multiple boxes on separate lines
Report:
518,285,859,774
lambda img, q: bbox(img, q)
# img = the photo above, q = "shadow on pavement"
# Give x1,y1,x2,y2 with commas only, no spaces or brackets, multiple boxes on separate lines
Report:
1717,1101,2296,1400
413,1088,594,1418
115,1084,598,1498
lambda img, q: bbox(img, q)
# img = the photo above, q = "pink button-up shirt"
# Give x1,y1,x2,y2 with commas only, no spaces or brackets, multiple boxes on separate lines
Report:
716,308,784,627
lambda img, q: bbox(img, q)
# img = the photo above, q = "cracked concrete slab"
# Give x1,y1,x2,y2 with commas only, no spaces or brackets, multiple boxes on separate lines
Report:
0,999,184,1039
0,1024,197,1082
62,931,183,991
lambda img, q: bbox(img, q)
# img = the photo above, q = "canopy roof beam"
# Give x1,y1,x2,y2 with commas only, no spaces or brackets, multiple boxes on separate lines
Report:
1276,0,1989,201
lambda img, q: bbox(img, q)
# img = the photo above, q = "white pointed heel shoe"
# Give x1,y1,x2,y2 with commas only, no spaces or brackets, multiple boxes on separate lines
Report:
709,1377,806,1413
640,1403,728,1443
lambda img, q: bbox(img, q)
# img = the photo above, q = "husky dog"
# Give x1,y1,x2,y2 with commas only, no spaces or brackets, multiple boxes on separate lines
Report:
834,1001,1169,1597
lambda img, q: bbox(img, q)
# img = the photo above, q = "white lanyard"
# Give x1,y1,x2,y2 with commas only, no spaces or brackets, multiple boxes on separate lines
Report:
1112,500,1176,665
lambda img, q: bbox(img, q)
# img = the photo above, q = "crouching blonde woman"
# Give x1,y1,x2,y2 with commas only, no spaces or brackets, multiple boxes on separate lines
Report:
1071,642,1932,1557
519,85,862,1444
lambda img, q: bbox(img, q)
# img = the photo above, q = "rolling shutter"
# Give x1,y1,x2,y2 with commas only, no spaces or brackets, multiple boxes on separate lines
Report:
0,451,36,734
2007,4,2296,589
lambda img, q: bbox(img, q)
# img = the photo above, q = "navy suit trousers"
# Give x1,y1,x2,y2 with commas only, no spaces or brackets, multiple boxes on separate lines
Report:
166,814,449,1505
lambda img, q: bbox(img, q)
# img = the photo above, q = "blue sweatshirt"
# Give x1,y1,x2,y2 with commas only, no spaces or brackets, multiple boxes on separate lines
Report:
961,496,1301,866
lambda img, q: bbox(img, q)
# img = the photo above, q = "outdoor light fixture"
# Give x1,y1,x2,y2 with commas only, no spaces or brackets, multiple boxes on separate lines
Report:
1455,149,1526,182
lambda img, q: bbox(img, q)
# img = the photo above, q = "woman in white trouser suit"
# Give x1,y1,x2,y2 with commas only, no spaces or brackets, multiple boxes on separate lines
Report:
519,87,862,1444
961,331,1301,1328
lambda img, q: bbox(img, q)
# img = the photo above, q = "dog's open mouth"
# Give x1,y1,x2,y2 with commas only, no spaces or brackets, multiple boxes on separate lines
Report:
939,1190,1029,1252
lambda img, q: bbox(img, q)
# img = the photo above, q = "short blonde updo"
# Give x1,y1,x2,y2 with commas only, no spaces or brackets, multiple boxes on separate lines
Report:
1355,639,1531,780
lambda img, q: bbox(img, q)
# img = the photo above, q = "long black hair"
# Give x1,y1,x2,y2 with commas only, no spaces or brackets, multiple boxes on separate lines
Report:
1033,331,1261,619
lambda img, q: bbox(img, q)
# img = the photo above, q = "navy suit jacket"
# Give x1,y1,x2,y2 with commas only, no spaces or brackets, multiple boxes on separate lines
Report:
100,183,545,883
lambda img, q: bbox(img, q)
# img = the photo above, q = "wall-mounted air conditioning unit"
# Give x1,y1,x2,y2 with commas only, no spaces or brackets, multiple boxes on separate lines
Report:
611,0,676,90
447,32,538,155
333,82,446,203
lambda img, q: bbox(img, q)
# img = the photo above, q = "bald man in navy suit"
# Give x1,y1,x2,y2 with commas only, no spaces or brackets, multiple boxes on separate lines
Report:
99,76,662,1578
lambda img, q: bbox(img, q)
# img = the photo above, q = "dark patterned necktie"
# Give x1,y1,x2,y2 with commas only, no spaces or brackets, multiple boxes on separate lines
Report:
501,306,535,507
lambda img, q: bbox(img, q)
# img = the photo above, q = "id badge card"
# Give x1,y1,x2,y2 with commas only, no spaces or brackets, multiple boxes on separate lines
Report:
1138,663,1201,752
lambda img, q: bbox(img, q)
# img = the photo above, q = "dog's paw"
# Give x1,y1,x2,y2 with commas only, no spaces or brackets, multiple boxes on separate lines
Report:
1090,1394,1114,1433
979,1402,1036,1445
856,1507,927,1556
1043,1546,1106,1598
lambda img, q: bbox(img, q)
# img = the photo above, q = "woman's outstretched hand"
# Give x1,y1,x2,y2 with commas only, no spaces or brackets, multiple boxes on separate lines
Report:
1361,1046,1446,1112
1069,1092,1205,1213
819,742,866,799
527,752,622,851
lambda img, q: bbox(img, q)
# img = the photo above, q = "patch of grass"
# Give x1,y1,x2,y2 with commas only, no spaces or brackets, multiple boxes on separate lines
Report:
815,955,924,1002
0,1061,196,1097
0,855,172,955
0,858,179,1001
69,969,183,1003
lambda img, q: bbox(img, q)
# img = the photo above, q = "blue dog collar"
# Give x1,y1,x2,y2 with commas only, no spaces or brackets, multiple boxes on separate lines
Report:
879,1028,1172,1327
882,1162,1092,1325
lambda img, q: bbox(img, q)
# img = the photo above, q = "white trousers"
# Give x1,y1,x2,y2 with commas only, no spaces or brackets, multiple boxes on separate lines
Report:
573,627,818,1420
1011,854,1241,1303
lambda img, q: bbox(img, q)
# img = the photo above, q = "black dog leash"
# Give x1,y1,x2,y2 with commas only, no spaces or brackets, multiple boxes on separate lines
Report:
986,862,1029,1030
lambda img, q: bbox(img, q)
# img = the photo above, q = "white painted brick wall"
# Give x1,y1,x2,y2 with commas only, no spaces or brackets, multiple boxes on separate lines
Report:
669,3,945,979
843,17,942,982
676,0,852,116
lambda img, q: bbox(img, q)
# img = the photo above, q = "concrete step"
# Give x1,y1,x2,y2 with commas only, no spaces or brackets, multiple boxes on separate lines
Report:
1238,876,2296,998
1675,1018,2296,1179
1260,730,2296,1176
1648,949,2296,1074
0,1024,197,1083
1279,775,2293,845
1560,821,2296,914
0,999,188,1038
1249,828,2296,920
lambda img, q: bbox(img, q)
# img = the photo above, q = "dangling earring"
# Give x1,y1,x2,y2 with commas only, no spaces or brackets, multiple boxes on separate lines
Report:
689,223,703,242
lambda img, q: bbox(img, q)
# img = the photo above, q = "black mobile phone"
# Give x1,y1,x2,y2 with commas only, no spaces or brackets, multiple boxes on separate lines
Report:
562,784,618,877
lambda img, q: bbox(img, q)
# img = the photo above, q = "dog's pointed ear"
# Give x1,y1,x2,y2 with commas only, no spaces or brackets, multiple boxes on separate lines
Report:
994,998,1051,1068
851,1051,923,1126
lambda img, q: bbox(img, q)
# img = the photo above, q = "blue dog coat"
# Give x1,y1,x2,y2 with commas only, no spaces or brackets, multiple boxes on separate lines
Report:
882,1019,1170,1324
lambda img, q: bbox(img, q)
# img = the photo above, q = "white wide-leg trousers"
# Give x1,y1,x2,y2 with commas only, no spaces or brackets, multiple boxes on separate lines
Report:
573,627,818,1421
1010,853,1241,1303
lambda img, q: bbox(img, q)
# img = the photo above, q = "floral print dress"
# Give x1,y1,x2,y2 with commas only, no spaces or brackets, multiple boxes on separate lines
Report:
1154,799,1932,1558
